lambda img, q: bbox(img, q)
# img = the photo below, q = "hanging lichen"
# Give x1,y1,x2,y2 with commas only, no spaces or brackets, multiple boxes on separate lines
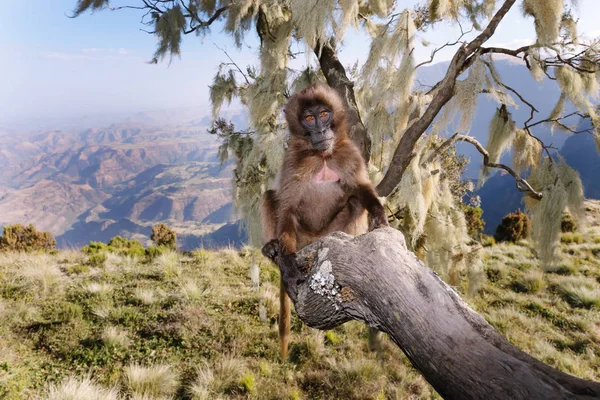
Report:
481,105,516,180
209,70,238,119
483,57,518,107
434,58,486,135
334,0,360,39
561,14,577,42
527,48,545,82
522,0,564,45
555,65,587,109
150,5,186,64
512,129,542,175
289,0,336,49
526,157,584,269
429,0,467,21
224,0,261,47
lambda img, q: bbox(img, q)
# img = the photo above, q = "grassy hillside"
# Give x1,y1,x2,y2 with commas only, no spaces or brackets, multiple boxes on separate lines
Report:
1,202,599,399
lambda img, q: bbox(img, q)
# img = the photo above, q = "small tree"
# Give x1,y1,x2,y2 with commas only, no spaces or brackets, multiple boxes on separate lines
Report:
0,224,56,252
463,206,485,238
494,211,531,243
151,224,177,250
560,212,577,233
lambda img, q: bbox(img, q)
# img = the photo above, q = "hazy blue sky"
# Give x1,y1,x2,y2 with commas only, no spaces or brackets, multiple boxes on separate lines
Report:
1,1,599,129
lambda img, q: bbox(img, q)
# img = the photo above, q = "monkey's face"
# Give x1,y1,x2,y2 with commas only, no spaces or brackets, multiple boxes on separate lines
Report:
300,104,335,152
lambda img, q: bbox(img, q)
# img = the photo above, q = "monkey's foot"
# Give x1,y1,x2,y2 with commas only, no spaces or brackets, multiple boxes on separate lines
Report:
261,239,280,260
369,213,390,231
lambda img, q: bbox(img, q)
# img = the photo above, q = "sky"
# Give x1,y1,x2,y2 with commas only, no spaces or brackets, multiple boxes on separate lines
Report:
1,0,600,130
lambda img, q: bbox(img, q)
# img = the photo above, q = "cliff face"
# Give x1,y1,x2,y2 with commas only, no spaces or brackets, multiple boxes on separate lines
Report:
0,118,238,249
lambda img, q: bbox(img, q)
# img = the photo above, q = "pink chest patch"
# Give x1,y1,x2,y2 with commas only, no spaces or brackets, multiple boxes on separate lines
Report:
314,160,340,183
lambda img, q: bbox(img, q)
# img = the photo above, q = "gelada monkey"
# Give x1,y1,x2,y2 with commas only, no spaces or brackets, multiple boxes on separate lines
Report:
261,84,388,359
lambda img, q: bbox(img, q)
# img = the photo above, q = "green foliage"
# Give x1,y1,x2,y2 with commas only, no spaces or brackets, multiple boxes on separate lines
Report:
65,264,90,274
561,213,578,233
495,211,531,243
145,245,168,260
150,5,186,64
81,241,108,255
0,224,56,252
463,206,485,237
239,373,256,395
107,236,145,257
324,330,342,346
150,223,177,250
481,234,496,247
561,233,584,244
82,237,144,265
71,0,110,17
88,252,107,267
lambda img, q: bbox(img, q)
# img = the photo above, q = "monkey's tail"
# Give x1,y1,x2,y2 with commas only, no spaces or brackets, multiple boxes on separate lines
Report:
279,276,291,360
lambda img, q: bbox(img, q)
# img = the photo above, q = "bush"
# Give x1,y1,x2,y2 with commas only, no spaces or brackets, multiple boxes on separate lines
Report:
88,252,107,267
145,245,168,260
107,236,145,257
561,213,577,233
480,234,496,247
151,224,177,250
494,211,531,243
462,206,485,237
0,224,56,252
560,233,584,244
82,241,109,255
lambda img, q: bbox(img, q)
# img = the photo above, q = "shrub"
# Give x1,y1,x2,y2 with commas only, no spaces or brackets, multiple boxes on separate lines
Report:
560,233,584,244
88,252,107,267
145,245,168,260
151,223,177,250
462,206,485,237
494,211,531,243
480,234,496,247
561,213,577,233
107,236,145,257
0,224,56,252
82,241,109,255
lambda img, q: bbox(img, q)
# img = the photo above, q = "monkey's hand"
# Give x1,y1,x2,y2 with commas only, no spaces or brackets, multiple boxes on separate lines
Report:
368,210,389,232
261,239,280,261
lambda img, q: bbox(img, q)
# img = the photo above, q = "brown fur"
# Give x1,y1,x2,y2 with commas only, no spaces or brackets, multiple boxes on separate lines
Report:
260,84,387,359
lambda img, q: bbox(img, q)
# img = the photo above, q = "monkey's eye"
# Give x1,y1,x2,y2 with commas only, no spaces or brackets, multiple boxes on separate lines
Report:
319,111,329,120
304,115,315,124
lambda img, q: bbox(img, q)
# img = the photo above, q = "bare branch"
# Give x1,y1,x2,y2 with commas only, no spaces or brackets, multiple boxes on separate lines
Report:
214,44,250,85
183,6,228,34
458,135,542,199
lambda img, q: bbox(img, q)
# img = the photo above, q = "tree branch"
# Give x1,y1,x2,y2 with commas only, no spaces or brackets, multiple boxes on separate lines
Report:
269,228,600,400
315,40,371,162
376,0,517,197
457,134,542,199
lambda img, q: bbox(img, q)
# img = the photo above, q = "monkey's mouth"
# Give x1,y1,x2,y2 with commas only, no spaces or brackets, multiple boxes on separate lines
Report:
312,138,334,151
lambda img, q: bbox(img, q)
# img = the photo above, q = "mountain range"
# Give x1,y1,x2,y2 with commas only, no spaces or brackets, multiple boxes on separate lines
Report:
1,60,598,247
0,109,247,249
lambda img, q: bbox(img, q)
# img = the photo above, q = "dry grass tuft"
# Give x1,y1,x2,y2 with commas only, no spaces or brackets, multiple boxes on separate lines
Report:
101,326,130,348
45,376,119,400
124,363,179,398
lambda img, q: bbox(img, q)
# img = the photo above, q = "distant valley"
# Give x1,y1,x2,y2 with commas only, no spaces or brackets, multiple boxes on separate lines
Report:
0,109,246,249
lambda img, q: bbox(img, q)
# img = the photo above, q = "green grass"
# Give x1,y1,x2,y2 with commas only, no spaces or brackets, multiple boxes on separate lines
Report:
1,202,600,398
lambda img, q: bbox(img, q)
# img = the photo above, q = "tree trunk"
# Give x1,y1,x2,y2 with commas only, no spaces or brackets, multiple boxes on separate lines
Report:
272,227,600,400
316,41,371,162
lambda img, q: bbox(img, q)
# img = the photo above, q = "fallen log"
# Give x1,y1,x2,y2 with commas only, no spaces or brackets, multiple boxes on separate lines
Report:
267,227,600,400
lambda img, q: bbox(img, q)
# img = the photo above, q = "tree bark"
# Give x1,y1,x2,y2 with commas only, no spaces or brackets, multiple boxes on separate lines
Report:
271,227,600,400
316,41,371,162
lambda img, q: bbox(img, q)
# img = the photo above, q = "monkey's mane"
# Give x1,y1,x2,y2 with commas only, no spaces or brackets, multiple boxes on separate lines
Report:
284,84,348,141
